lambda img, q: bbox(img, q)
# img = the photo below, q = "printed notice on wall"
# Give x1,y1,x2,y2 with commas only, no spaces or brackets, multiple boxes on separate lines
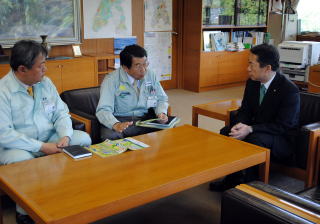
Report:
144,32,172,81
145,0,172,32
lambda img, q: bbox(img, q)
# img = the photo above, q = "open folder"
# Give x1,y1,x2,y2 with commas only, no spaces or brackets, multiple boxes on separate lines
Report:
135,116,180,129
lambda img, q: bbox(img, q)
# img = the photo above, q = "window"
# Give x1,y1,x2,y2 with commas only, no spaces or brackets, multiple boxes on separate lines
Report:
297,0,320,33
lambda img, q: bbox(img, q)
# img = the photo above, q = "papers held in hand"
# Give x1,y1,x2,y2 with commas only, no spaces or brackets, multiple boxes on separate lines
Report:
135,116,180,129
62,145,92,159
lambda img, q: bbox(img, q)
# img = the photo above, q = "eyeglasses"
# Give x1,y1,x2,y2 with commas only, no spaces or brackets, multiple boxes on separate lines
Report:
132,61,149,70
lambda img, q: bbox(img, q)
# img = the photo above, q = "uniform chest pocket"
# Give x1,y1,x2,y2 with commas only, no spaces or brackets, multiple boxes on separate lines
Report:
115,91,134,112
11,102,27,125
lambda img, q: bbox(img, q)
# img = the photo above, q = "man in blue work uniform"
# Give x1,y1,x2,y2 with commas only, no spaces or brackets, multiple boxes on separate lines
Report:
0,40,92,224
96,44,169,140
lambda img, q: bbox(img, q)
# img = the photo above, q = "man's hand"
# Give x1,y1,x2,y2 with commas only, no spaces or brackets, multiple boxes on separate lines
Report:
57,136,70,148
229,122,252,140
157,113,168,124
113,121,133,132
40,143,62,155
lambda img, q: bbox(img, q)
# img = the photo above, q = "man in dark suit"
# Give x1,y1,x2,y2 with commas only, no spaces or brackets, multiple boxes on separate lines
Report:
211,43,300,191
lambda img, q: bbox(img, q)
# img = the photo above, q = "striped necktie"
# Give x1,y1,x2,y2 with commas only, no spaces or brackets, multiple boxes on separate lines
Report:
259,85,266,105
27,86,34,98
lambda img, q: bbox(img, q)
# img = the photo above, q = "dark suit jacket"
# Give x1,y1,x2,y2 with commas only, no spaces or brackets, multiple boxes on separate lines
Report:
236,72,300,137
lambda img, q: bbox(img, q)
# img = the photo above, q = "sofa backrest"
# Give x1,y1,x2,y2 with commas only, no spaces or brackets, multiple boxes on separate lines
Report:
299,92,320,126
60,87,100,116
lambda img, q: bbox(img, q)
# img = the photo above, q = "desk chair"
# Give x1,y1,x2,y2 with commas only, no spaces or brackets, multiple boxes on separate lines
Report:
192,92,320,188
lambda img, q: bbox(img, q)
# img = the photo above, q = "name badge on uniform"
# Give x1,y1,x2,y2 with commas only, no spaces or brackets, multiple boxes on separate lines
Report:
147,96,157,108
42,97,56,114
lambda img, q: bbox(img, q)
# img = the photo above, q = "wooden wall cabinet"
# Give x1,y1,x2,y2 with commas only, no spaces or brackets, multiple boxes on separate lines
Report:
182,0,268,92
308,64,320,93
0,64,10,78
0,57,97,93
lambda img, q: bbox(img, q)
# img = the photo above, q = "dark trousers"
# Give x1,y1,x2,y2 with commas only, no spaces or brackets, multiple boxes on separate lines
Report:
220,125,294,182
100,113,159,141
220,126,293,161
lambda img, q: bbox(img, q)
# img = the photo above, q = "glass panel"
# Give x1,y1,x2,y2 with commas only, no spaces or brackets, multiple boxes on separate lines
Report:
0,0,81,47
202,0,235,25
237,0,260,26
297,0,320,33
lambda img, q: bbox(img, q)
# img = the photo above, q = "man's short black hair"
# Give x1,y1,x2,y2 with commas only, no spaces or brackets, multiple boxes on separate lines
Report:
120,44,147,69
10,40,48,71
250,43,279,72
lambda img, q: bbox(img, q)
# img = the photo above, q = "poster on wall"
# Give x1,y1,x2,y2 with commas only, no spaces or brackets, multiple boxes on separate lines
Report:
144,32,172,81
145,0,172,32
83,0,132,39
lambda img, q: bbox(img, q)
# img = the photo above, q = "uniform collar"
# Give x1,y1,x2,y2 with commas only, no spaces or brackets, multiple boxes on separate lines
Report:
7,70,28,93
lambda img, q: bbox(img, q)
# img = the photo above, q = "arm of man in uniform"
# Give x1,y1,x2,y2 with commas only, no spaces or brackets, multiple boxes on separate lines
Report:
154,75,169,124
0,93,58,153
96,76,133,132
46,78,73,147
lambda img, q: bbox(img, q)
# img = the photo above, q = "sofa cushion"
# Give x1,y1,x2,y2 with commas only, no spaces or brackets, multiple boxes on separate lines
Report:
60,87,100,116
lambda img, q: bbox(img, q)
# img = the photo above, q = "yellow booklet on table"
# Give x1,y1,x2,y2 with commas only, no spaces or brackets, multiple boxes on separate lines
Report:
86,137,149,158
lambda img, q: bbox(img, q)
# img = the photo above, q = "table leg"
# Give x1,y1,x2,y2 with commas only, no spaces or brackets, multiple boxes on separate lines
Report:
192,108,198,127
259,150,270,183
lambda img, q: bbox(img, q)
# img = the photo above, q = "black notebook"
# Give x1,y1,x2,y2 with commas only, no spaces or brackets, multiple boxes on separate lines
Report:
62,145,92,159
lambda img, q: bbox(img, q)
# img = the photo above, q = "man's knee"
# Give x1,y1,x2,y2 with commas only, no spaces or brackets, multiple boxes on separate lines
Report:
70,130,92,146
244,132,273,148
0,149,35,165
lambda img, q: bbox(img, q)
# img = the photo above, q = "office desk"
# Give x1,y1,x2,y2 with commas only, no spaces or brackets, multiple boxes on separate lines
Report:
0,125,269,224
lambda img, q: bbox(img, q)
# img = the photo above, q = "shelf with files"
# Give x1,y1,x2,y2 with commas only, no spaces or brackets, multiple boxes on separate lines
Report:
182,0,270,92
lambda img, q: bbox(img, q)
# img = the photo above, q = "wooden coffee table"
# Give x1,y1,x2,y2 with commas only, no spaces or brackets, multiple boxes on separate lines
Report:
192,99,241,126
0,125,269,224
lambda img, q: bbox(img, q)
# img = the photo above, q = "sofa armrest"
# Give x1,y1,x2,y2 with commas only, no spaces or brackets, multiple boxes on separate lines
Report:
222,188,316,224
69,109,102,144
302,121,320,131
71,117,85,132
70,113,92,135
248,181,320,214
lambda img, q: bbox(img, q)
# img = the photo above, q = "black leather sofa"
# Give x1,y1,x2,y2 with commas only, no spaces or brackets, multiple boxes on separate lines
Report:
221,181,320,224
61,87,101,144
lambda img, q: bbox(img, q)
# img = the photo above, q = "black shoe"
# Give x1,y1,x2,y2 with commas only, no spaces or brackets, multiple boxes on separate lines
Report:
209,173,245,192
16,212,35,224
